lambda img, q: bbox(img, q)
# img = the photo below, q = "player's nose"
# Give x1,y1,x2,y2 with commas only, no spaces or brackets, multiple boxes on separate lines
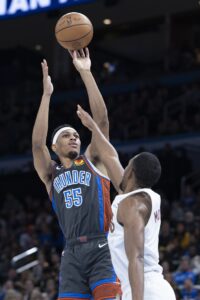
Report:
70,135,76,140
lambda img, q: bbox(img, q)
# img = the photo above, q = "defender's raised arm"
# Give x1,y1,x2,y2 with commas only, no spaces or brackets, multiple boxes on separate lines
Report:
77,105,124,193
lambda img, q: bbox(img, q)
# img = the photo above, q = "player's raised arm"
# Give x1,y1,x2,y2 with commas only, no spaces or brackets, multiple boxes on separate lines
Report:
70,48,109,138
77,105,124,192
32,60,54,192
69,48,109,170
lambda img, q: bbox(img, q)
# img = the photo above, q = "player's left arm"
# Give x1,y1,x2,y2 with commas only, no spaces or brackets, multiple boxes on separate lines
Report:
69,48,109,173
117,193,151,300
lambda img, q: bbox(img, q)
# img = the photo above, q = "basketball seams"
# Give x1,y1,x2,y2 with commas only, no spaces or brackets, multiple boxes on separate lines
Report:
58,29,93,43
55,23,91,34
55,12,93,50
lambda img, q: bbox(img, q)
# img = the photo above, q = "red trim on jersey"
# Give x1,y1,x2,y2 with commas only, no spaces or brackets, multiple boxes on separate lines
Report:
101,178,112,232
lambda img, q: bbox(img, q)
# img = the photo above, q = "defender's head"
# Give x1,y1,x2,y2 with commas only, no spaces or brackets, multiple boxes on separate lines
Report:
51,124,81,160
121,152,161,191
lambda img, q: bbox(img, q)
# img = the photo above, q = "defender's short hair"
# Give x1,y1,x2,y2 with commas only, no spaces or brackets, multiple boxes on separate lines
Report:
51,124,74,144
132,152,161,188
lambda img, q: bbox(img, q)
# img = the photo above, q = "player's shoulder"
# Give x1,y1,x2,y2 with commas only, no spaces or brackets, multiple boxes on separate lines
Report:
117,192,152,225
118,191,152,220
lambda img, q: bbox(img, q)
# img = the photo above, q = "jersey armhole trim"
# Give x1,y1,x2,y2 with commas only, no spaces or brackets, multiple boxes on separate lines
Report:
83,155,110,181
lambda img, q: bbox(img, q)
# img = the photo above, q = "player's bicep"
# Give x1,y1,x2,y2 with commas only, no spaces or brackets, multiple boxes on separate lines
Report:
32,145,53,184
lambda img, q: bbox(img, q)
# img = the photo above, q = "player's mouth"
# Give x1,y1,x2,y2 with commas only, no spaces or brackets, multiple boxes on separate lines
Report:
69,143,78,148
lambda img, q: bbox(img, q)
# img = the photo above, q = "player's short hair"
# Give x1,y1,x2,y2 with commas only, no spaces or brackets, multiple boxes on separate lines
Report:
51,124,74,144
132,152,161,188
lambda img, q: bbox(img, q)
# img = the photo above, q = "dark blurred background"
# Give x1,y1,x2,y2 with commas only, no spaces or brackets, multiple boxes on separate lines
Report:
1,0,200,299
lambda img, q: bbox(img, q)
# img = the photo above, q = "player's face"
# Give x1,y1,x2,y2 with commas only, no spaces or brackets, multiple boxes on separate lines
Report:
53,128,81,159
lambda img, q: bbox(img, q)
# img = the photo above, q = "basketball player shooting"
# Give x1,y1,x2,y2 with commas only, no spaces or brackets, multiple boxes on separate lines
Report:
77,105,176,300
32,49,121,300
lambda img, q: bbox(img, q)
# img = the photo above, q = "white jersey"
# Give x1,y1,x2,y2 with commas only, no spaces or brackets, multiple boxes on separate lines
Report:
108,188,163,298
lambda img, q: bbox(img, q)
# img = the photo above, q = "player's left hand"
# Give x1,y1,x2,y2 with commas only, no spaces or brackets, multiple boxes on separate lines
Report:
77,104,96,131
41,59,54,96
69,48,91,72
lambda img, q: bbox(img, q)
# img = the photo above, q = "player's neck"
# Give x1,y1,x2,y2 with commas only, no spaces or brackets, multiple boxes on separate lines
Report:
123,181,138,193
59,157,74,168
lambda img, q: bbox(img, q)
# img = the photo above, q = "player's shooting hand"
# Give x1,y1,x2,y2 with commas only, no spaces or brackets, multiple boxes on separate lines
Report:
77,105,96,131
41,59,54,96
69,48,91,72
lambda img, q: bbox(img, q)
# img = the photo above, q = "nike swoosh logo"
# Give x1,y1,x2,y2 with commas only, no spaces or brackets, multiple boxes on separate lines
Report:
98,242,108,248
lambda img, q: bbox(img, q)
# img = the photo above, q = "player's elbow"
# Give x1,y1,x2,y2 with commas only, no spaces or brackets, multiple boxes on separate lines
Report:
101,113,109,126
136,253,144,263
32,144,46,157
98,118,109,135
32,143,42,152
129,250,144,264
32,137,46,149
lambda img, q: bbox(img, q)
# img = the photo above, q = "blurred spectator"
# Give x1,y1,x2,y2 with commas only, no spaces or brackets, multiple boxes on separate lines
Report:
181,278,198,299
173,256,197,285
181,185,196,207
4,289,22,300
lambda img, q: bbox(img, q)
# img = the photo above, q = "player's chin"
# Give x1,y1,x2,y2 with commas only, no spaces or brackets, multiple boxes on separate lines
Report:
67,151,79,160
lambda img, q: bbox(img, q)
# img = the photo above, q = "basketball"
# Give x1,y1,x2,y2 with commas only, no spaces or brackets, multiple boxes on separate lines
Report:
55,12,93,50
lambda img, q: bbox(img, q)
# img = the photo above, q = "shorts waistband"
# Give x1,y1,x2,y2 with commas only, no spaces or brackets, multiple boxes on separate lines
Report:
65,233,108,246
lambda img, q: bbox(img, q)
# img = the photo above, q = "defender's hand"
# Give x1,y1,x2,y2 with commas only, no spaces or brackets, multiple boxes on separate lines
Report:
77,105,96,131
69,48,91,72
41,59,54,96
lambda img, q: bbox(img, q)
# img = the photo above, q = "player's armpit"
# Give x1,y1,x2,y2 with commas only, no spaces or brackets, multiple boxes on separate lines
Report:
84,144,108,176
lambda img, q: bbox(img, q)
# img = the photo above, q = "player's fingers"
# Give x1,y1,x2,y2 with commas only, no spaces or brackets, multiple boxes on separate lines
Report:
73,50,80,59
80,49,85,58
77,104,83,111
85,48,89,57
77,111,82,120
77,107,83,119
41,62,46,76
43,59,48,69
78,105,87,114
68,50,73,58
76,50,81,58
42,59,48,75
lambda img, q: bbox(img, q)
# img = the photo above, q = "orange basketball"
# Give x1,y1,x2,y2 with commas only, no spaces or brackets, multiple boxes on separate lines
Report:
55,12,93,50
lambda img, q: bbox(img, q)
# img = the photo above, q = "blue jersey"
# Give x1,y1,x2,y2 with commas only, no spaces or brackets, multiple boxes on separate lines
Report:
50,155,112,240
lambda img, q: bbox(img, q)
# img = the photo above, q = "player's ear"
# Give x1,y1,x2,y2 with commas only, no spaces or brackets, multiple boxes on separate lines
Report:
51,144,57,153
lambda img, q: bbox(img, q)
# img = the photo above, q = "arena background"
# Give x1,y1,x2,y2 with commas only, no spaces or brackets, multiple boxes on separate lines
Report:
1,0,200,299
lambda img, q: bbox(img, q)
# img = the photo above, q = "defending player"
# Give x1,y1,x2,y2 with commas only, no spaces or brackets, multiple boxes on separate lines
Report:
77,105,176,300
32,49,121,300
